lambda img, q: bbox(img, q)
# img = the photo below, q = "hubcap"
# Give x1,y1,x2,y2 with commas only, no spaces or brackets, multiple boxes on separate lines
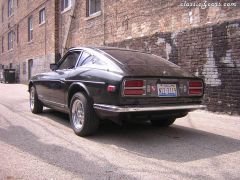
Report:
30,88,35,110
72,99,85,130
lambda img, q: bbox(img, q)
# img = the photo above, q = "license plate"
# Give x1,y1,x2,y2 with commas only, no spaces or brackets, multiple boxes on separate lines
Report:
157,84,177,97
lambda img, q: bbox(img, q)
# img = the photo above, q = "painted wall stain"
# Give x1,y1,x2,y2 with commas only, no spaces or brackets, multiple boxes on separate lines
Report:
155,37,172,60
202,48,222,86
220,49,235,67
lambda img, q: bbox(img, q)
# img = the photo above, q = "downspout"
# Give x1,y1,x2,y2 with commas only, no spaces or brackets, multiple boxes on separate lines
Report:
54,0,60,63
62,0,77,55
103,0,106,46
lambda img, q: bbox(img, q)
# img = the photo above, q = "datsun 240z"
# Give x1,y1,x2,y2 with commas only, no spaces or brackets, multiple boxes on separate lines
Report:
29,47,206,136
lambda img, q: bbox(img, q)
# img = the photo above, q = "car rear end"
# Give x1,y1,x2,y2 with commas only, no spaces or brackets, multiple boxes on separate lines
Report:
93,48,206,122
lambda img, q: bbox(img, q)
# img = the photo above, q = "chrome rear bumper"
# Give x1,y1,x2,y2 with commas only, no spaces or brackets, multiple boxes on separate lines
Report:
93,104,206,113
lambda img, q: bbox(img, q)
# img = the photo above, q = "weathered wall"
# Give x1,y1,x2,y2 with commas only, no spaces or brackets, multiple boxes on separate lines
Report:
64,0,240,115
107,20,240,115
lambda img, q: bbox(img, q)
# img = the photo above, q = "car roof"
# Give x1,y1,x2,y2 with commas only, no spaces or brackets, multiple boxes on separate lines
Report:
67,46,149,54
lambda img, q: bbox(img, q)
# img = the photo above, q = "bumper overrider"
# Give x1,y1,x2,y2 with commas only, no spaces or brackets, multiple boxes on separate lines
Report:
94,104,206,113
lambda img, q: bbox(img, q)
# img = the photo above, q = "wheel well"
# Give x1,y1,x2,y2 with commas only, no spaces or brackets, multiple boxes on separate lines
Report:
68,85,90,108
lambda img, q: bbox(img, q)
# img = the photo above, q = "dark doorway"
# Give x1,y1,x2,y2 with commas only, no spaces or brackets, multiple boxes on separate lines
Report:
28,59,33,80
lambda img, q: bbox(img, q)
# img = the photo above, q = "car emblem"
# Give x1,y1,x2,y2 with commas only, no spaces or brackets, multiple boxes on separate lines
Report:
151,85,157,92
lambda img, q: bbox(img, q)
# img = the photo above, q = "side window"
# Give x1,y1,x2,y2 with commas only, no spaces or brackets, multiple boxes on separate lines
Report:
58,51,81,70
82,55,94,66
77,51,92,66
77,51,107,68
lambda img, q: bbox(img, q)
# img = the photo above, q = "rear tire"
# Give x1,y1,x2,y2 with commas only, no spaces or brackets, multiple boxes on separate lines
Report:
30,86,43,114
151,117,176,127
70,92,99,137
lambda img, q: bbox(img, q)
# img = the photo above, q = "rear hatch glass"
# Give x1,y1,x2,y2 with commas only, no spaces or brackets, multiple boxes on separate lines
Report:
103,49,179,68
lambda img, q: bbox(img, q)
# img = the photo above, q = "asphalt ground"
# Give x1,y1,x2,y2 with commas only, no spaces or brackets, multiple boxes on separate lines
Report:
0,84,240,180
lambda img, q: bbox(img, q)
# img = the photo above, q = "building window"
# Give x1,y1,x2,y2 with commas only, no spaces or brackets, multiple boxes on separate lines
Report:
1,36,4,53
28,16,33,42
88,0,101,16
1,6,4,22
8,0,13,17
16,25,19,44
8,31,13,50
39,8,45,24
61,0,71,11
22,62,26,74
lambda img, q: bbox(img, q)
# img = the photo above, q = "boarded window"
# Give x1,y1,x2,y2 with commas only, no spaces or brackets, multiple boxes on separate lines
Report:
22,62,26,74
1,5,4,22
1,36,4,53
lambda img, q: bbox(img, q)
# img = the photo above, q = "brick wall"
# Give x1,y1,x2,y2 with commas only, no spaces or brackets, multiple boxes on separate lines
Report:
107,20,240,115
64,0,240,115
0,0,56,83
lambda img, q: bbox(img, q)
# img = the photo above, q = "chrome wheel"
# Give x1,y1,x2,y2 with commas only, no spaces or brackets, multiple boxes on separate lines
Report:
72,99,85,130
30,88,35,110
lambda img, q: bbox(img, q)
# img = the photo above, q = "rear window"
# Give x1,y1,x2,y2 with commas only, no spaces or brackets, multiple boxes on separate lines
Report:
103,49,178,67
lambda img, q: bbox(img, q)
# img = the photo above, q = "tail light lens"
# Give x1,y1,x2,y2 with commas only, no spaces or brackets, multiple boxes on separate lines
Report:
107,85,116,92
124,89,145,95
189,82,202,87
189,81,203,96
125,80,144,87
123,80,146,96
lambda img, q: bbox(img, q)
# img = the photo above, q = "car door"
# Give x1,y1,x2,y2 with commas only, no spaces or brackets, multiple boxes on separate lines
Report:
45,51,81,108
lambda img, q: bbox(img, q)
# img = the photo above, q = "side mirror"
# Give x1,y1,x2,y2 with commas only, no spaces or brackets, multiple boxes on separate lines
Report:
50,63,58,71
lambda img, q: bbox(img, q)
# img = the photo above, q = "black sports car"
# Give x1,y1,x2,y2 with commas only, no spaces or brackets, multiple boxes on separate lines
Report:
29,47,205,136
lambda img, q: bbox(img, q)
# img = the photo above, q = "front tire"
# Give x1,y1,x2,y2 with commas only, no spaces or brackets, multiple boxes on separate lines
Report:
70,92,99,136
30,86,43,114
151,117,176,127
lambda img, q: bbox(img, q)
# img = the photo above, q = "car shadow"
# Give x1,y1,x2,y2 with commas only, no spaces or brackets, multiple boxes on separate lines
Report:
38,109,240,163
0,124,134,179
39,108,71,127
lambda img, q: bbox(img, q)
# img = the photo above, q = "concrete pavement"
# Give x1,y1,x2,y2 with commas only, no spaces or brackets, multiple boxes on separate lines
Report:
0,84,240,180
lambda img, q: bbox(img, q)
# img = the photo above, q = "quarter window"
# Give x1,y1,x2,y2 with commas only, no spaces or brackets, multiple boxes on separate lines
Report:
8,0,13,17
28,16,33,42
58,52,81,70
8,31,13,50
88,0,101,16
39,8,45,24
77,51,92,66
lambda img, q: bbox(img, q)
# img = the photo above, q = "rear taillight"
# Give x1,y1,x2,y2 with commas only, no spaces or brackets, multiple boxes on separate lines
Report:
125,80,144,87
189,81,203,96
123,80,146,96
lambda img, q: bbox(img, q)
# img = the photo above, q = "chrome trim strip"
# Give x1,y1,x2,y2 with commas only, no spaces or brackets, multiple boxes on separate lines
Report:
94,104,206,113
40,98,66,108
33,79,105,85
65,80,106,85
